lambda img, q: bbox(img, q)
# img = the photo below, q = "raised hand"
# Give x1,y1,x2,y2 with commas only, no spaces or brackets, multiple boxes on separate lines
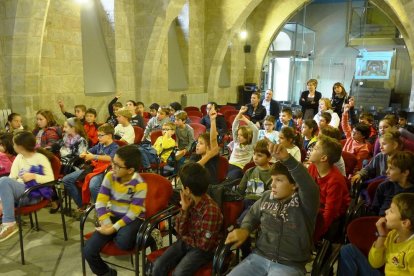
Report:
239,106,248,114
268,142,290,161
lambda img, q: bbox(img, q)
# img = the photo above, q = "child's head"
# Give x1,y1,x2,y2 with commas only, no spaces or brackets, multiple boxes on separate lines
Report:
359,112,374,126
162,121,176,135
307,79,318,90
332,82,346,97
318,98,332,112
36,109,57,129
384,114,398,127
113,102,123,113
294,110,303,120
348,96,355,107
196,132,210,155
253,139,271,167
0,133,16,155
116,108,132,124
302,119,318,138
319,112,332,129
157,106,170,121
13,131,36,153
179,162,210,196
169,102,182,115
125,100,137,115
309,134,342,165
278,126,296,147
279,107,293,124
206,102,219,113
263,115,276,131
7,113,22,130
112,145,141,178
379,129,402,155
74,105,86,119
352,123,370,142
270,161,297,199
386,151,414,183
174,110,188,127
320,125,342,141
386,193,414,232
64,117,86,138
237,125,253,145
97,124,114,144
378,118,394,136
85,108,97,124
397,111,409,127
136,101,145,115
149,103,160,117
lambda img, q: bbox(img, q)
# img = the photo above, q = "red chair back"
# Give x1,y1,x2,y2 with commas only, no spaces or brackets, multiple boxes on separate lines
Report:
143,112,151,119
347,216,380,256
227,114,247,130
188,116,202,124
49,154,62,180
150,130,163,145
189,123,207,140
133,126,144,144
366,178,384,203
219,105,236,114
143,117,149,128
242,161,256,173
187,110,203,118
184,106,200,112
217,156,229,183
223,110,239,121
114,140,128,147
342,151,357,176
222,201,244,229
200,104,207,116
140,173,173,217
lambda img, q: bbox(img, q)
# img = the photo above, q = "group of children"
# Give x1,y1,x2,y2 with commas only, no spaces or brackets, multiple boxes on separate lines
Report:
0,93,413,275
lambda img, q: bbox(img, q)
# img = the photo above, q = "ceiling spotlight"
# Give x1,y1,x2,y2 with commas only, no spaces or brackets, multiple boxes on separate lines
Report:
239,30,247,40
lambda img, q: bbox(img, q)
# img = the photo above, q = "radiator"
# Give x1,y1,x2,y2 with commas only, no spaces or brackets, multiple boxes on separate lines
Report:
180,93,209,108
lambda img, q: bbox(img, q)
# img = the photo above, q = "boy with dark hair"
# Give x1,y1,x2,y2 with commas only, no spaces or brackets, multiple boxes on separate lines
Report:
398,110,414,134
307,135,350,241
342,104,372,169
142,106,171,142
226,143,319,275
149,103,160,118
107,94,123,127
275,107,295,131
84,145,147,276
58,100,86,122
152,162,223,275
174,110,195,161
84,108,99,146
338,193,414,275
318,111,332,130
359,111,378,143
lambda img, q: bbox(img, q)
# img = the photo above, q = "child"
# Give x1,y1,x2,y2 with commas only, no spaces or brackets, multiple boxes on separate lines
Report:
59,117,89,163
258,115,279,144
106,94,123,127
0,131,54,242
307,135,350,241
58,100,86,122
0,133,17,176
338,193,414,276
83,108,99,147
83,145,147,276
371,151,414,216
320,126,347,176
313,98,340,128
373,118,394,156
278,126,301,162
398,110,414,134
139,122,176,171
293,110,303,134
352,129,402,185
33,109,62,151
225,143,319,275
169,102,182,122
200,102,227,141
302,119,318,162
142,106,171,142
341,104,372,170
152,162,223,275
173,111,195,162
227,106,259,180
114,108,135,144
190,108,220,184
5,113,23,133
330,82,349,118
62,124,119,216
275,107,295,131
318,111,332,130
149,103,160,118
126,100,145,128
359,112,377,144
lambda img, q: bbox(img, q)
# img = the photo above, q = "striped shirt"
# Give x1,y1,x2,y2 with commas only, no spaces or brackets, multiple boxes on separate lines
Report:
96,171,147,231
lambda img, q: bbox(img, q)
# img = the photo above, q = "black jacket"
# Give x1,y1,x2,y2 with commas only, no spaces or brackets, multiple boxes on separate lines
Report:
299,90,322,116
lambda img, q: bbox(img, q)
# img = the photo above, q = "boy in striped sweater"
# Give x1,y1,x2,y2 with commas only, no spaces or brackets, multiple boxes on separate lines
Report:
83,145,147,276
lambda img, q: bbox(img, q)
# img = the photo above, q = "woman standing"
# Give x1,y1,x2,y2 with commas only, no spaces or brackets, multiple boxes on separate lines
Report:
299,79,322,119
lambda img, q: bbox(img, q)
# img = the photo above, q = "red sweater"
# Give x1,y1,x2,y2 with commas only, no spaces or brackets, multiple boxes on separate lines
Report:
84,123,98,146
308,164,350,241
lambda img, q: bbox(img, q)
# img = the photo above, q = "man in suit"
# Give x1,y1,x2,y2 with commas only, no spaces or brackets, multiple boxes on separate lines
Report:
261,89,280,118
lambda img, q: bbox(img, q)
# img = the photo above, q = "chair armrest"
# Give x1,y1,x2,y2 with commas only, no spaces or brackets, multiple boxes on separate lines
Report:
79,204,96,233
17,181,58,208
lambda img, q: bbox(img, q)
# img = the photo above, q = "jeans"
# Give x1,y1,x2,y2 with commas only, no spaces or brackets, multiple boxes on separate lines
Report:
83,217,143,275
227,164,243,181
152,239,213,276
62,169,104,208
227,253,304,276
337,244,383,276
0,177,41,223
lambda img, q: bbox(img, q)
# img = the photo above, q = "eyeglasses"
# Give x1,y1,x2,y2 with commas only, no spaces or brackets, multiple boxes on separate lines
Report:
111,161,128,170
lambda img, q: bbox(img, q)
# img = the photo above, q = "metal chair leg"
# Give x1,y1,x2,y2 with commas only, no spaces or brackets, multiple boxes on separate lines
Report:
17,214,25,265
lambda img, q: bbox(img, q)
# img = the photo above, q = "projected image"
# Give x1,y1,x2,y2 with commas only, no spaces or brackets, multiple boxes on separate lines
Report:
355,51,393,80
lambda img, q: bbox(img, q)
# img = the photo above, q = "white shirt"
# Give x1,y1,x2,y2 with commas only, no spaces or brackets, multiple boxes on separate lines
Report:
262,99,271,116
114,124,135,144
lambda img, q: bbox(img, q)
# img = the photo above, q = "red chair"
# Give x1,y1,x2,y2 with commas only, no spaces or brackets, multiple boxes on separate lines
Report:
227,114,247,131
342,151,357,177
150,130,163,145
219,105,236,114
188,115,202,124
143,112,151,119
133,126,144,144
217,156,229,183
366,177,384,204
242,161,256,173
200,104,207,116
190,123,207,141
80,173,173,275
223,109,239,122
143,117,149,128
184,106,200,112
114,140,128,147
187,110,203,118
16,154,68,264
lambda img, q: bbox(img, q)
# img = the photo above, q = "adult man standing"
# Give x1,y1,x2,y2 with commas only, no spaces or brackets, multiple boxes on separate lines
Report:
262,89,280,118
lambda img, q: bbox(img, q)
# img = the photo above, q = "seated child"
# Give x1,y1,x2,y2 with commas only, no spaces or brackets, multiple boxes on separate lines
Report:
58,100,86,122
0,133,16,176
373,118,395,156
33,109,62,151
307,135,350,241
338,193,414,276
371,151,414,216
301,119,318,163
173,111,195,163
114,108,135,144
84,108,99,147
319,126,346,176
126,100,145,128
225,143,319,275
5,113,23,133
359,112,377,144
106,94,123,127
142,106,171,142
318,111,332,131
152,163,223,275
83,145,147,276
398,110,414,134
341,104,372,170
0,131,54,241
149,103,160,118
200,102,227,141
258,115,279,144
275,107,295,131
279,126,301,162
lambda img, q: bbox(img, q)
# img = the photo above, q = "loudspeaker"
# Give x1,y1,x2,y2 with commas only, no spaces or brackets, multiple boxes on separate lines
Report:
244,45,251,53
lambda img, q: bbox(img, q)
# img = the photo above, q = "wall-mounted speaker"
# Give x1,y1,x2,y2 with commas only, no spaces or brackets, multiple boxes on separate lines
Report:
244,45,251,53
